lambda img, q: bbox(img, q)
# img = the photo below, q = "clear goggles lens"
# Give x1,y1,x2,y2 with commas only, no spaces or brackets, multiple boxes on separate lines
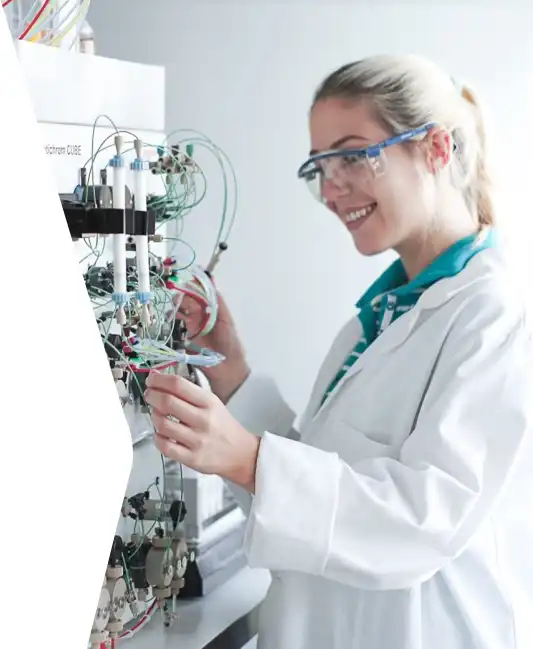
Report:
299,151,387,203
297,125,436,204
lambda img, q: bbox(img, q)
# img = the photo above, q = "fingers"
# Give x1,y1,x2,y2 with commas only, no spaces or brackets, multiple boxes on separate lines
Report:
145,390,205,430
172,294,200,322
173,293,200,313
170,295,205,338
146,373,209,408
147,383,209,469
151,409,200,450
172,286,234,327
154,433,194,465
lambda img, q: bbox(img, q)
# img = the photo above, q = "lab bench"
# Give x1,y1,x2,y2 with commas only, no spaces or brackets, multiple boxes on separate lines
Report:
123,566,270,649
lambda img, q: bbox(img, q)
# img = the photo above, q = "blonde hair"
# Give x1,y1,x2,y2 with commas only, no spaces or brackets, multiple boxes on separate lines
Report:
313,54,495,227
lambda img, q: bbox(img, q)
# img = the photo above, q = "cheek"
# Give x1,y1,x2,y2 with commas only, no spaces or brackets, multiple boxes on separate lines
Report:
378,158,434,215
372,174,406,213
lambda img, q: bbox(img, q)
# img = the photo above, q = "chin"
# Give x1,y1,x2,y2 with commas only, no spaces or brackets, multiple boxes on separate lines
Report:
351,234,388,257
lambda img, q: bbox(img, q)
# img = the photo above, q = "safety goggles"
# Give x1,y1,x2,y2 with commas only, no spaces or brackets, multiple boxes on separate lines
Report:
297,124,436,203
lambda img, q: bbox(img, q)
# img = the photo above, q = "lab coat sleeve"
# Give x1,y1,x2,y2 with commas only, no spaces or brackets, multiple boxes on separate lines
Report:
244,294,533,590
224,371,298,514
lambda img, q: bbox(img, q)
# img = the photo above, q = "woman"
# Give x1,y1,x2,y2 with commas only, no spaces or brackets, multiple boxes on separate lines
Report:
144,54,533,649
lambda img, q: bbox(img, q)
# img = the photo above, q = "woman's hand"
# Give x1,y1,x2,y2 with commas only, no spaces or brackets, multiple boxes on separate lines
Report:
144,372,260,493
173,288,250,403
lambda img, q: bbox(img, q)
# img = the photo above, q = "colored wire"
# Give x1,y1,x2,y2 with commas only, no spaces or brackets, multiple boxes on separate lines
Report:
10,0,89,44
24,0,69,41
119,600,158,640
18,0,50,39
47,0,90,46
163,129,238,263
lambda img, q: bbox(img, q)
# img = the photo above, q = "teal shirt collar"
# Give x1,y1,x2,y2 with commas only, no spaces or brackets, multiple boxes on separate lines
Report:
356,228,496,309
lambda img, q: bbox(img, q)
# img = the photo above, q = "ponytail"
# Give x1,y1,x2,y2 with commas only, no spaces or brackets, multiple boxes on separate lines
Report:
460,85,496,228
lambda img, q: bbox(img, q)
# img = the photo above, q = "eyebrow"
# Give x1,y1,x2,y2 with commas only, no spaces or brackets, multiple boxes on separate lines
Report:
309,134,371,156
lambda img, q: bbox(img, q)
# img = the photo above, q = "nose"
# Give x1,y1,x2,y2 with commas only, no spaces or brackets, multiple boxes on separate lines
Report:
321,175,352,203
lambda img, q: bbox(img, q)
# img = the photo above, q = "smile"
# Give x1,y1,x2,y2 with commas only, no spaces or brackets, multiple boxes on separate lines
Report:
345,203,377,223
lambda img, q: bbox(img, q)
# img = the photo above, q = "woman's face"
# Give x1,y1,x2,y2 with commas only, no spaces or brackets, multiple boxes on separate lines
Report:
309,98,447,257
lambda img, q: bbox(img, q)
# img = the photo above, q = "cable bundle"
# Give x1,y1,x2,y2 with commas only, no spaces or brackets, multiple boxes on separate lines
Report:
2,0,91,46
82,115,237,390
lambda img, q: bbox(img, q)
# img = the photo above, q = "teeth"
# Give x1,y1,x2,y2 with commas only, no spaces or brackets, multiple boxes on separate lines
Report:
346,204,375,222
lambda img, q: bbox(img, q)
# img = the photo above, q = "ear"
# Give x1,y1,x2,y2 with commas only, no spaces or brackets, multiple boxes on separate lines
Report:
424,127,453,175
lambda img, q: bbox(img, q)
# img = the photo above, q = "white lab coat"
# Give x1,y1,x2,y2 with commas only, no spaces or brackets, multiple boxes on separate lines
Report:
226,247,533,649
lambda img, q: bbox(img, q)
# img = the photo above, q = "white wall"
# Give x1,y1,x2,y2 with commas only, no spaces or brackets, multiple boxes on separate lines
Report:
87,0,533,416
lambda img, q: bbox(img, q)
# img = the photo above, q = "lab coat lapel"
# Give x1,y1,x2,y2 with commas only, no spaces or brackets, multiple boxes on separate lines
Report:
300,315,363,430
313,305,423,420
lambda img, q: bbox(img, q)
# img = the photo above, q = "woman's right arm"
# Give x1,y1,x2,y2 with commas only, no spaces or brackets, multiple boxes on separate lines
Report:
173,287,298,511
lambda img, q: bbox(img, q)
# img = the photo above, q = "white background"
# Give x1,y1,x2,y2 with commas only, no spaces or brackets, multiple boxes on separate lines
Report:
88,0,533,418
